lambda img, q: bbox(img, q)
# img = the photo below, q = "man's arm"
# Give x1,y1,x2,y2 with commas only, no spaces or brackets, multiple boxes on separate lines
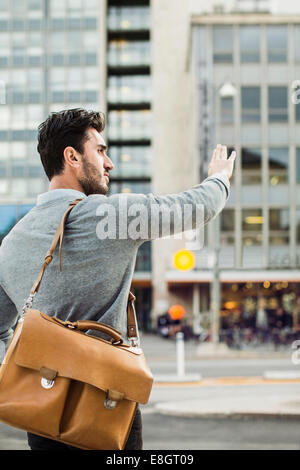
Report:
0,283,18,362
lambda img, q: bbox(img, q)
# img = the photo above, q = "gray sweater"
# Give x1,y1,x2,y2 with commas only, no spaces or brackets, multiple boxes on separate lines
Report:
0,173,229,354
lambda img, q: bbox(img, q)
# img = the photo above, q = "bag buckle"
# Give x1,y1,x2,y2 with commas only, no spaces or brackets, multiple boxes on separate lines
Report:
104,390,124,410
130,337,139,348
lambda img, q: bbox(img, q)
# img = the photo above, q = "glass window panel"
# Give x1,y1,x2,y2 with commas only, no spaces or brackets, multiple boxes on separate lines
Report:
66,31,81,52
0,0,9,11
66,67,81,89
241,87,261,122
267,25,287,63
108,110,152,141
242,208,263,246
28,0,43,10
268,87,288,122
28,32,42,47
269,208,289,245
240,25,260,63
27,105,44,127
84,53,97,65
12,159,26,177
83,31,97,51
220,208,234,245
0,142,9,158
28,19,42,30
220,96,233,124
108,6,150,31
50,0,66,17
12,0,26,15
50,32,65,51
295,26,300,63
297,148,300,184
0,21,8,31
11,142,26,158
269,147,289,185
84,18,97,29
0,206,18,239
242,148,262,184
296,210,300,244
82,0,98,14
0,160,7,177
109,181,151,196
109,146,151,178
12,130,25,140
12,19,25,30
27,68,43,91
11,106,26,129
213,26,233,63
108,75,151,104
108,40,150,67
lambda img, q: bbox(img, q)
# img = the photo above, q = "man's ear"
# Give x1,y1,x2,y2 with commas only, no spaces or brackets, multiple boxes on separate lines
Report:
63,146,82,169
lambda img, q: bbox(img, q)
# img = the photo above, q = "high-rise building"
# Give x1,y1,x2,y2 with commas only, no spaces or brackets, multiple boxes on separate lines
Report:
0,0,153,331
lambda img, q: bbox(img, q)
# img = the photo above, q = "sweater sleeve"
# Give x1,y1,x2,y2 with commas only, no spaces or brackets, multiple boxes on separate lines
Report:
0,283,18,362
104,172,230,242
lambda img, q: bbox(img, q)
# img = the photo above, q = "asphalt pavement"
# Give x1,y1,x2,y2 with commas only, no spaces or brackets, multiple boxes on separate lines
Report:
0,332,300,450
141,333,300,419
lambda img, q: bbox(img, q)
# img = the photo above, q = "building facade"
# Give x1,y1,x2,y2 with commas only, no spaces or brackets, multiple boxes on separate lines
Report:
151,0,300,335
0,0,153,331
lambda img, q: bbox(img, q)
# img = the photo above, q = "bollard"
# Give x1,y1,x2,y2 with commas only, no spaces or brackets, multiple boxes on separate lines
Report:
176,332,185,377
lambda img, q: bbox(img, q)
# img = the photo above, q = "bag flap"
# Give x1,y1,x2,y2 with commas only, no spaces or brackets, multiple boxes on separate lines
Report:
15,310,153,404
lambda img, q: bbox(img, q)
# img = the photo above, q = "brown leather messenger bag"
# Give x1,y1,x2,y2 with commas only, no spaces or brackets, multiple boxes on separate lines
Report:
0,198,153,450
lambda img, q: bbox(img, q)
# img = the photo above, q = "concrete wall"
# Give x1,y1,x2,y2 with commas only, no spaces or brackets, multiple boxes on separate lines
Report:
151,0,197,320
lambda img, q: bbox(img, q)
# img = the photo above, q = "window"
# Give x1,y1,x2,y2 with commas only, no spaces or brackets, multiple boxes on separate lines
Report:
221,209,235,245
269,209,289,245
109,181,151,195
0,206,18,242
108,7,150,31
240,25,260,63
220,96,233,124
242,148,262,184
241,87,260,123
135,242,151,272
0,0,9,11
108,40,150,67
268,148,289,185
213,26,233,63
294,26,300,63
109,146,152,178
296,210,300,244
297,148,300,183
268,87,288,122
267,25,287,63
242,209,263,246
108,75,151,104
108,110,152,141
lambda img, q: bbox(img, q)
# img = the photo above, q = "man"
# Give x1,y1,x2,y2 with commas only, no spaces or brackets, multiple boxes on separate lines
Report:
0,108,236,450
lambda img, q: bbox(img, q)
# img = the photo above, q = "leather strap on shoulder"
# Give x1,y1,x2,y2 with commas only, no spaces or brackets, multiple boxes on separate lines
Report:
28,198,138,340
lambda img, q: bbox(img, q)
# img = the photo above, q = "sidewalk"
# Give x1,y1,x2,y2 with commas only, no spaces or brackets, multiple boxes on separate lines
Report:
141,333,300,419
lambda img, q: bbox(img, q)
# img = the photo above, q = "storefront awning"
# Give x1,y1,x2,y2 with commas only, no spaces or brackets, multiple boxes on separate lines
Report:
166,270,300,284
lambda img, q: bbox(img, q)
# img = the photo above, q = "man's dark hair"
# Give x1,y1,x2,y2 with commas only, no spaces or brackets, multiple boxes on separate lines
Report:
37,108,106,180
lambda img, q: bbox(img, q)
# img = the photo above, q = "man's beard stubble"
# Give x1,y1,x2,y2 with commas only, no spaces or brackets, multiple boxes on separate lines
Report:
78,158,109,196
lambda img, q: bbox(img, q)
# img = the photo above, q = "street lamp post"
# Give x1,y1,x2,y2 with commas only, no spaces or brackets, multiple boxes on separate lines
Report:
208,81,236,346
208,216,221,345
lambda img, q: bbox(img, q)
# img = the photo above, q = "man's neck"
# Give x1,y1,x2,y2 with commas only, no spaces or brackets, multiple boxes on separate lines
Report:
48,177,84,194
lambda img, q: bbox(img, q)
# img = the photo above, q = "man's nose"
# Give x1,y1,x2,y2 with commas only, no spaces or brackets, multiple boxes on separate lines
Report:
104,155,114,171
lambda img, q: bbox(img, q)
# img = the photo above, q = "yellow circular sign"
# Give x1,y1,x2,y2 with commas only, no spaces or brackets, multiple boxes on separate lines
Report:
173,249,195,271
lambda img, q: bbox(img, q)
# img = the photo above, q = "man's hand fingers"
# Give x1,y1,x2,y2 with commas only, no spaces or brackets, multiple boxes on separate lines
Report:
229,151,237,161
220,146,227,160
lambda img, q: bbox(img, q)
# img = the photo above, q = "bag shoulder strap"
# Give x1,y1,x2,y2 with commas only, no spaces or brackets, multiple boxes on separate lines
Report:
24,198,139,344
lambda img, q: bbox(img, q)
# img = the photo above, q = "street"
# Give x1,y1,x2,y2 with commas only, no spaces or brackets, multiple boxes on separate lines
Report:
0,334,300,450
1,412,300,451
